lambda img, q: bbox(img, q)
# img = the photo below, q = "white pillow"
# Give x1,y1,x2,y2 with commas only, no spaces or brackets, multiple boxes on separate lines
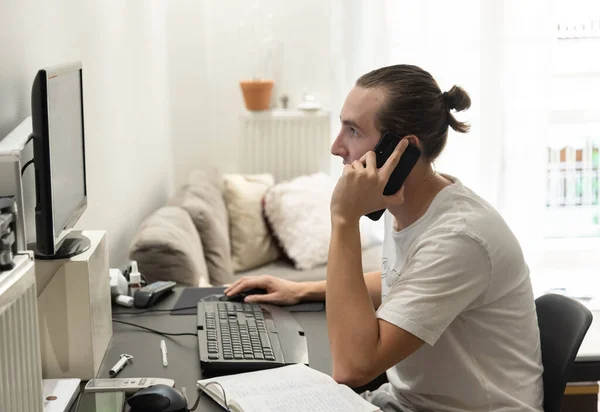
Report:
223,174,281,272
263,173,382,270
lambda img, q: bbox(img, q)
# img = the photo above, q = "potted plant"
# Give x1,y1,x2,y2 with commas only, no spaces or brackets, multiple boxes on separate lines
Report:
239,3,276,111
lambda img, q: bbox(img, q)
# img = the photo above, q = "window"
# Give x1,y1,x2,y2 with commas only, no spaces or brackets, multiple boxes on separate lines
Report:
546,11,600,238
546,126,600,237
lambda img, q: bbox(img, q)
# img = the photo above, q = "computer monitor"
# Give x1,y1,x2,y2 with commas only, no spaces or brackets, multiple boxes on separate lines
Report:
29,61,90,260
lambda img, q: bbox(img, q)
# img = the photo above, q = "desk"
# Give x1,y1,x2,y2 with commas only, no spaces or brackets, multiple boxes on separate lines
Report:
98,288,332,411
98,287,600,410
571,311,600,382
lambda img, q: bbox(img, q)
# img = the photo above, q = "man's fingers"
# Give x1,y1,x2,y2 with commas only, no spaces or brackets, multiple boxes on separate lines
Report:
381,139,409,179
360,151,377,172
358,150,375,164
351,160,364,170
224,278,245,294
384,185,405,207
225,276,267,296
224,281,246,296
245,293,277,304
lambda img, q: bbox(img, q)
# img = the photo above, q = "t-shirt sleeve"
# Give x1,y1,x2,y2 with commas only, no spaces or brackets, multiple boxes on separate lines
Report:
376,231,491,346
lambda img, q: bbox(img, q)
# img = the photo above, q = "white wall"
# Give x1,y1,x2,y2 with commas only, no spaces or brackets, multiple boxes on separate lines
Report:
0,0,173,267
167,0,333,186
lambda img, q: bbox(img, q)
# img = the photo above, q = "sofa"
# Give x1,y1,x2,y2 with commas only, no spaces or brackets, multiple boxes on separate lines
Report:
128,166,383,287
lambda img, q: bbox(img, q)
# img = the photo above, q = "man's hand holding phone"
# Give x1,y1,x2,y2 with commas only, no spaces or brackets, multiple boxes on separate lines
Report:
330,138,409,225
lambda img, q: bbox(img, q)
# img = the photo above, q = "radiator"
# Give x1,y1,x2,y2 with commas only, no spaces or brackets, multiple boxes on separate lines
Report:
239,109,332,182
0,254,43,412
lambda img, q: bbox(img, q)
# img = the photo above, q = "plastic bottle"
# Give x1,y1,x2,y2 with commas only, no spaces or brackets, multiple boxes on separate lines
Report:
128,260,143,297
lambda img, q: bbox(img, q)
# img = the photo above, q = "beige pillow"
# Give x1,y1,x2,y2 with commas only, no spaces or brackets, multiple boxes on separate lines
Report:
129,206,210,287
224,174,281,272
168,167,234,285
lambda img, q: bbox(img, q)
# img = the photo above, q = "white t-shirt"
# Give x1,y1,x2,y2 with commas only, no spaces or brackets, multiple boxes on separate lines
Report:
376,175,544,412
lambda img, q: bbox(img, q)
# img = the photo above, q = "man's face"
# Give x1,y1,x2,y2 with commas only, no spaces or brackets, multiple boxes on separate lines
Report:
331,86,386,165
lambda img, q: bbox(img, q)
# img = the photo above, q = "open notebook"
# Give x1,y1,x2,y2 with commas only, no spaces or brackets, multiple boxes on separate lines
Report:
197,364,381,412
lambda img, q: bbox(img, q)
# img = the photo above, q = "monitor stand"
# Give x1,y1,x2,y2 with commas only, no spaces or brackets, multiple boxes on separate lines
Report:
30,233,91,260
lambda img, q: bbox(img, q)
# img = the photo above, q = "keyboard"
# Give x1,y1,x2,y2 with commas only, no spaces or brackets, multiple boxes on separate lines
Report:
197,300,309,375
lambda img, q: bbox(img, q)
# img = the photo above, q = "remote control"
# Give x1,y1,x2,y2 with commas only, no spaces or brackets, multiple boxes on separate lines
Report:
133,280,177,308
84,377,175,394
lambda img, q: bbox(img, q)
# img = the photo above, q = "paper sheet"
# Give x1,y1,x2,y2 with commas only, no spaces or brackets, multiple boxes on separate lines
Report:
198,364,333,401
236,384,380,412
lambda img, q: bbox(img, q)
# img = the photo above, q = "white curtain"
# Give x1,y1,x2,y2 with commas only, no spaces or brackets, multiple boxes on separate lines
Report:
329,0,555,269
329,0,390,177
498,0,554,271
329,0,390,240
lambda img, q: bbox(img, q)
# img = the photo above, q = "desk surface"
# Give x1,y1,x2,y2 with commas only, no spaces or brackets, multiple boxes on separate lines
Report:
100,287,600,410
101,288,332,411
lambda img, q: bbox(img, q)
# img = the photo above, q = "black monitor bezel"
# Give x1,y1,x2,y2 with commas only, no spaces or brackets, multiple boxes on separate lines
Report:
30,61,88,256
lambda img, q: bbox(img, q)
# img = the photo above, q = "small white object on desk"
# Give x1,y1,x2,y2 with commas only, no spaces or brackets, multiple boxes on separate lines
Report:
128,260,143,296
109,268,129,296
161,339,168,367
115,294,134,307
109,354,133,377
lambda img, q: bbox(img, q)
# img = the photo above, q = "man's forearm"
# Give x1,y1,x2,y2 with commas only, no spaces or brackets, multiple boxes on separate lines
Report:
326,219,380,383
299,271,382,307
299,280,326,301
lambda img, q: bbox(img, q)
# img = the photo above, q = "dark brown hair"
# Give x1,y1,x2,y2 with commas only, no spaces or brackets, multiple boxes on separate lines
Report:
356,64,471,161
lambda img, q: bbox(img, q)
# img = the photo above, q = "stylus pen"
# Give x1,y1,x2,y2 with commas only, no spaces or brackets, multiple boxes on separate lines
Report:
160,339,168,367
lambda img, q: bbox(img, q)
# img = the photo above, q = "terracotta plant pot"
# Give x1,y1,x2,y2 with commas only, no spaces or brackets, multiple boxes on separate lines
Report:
240,80,274,111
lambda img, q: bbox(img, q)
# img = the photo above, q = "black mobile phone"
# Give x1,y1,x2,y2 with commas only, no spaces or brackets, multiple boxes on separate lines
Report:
365,131,421,221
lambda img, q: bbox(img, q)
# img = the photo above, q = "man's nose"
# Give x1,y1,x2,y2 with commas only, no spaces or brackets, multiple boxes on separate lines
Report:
331,134,347,158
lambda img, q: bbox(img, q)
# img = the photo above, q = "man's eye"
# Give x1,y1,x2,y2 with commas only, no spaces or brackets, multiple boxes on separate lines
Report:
350,127,358,136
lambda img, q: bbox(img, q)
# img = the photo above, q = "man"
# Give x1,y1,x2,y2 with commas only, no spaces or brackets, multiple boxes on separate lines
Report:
226,64,544,412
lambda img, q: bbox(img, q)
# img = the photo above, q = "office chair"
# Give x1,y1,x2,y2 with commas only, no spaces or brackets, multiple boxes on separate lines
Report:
535,293,593,412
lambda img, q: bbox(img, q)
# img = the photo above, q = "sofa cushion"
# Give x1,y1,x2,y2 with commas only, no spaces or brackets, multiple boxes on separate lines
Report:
234,244,383,283
223,173,281,272
168,167,234,285
263,173,382,270
129,206,210,286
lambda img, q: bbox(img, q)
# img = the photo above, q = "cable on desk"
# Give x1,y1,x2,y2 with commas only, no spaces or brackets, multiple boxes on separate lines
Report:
112,319,197,337
192,382,231,412
190,393,204,411
112,305,197,316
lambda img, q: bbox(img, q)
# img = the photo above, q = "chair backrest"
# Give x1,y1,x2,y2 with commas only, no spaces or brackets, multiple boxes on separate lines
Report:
536,293,593,412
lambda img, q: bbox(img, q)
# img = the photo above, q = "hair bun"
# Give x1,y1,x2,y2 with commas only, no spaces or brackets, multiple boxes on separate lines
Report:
445,85,471,112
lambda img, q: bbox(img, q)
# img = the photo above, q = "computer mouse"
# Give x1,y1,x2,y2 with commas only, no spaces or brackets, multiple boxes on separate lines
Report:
126,384,188,412
220,287,268,302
